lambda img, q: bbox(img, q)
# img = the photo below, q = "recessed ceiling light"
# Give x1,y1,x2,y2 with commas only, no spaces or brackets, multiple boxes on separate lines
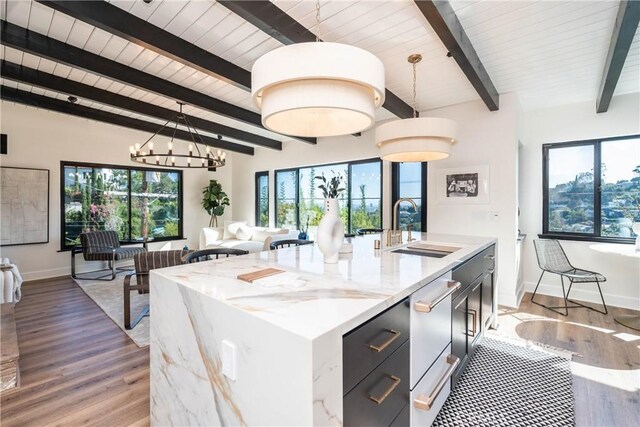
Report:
67,96,78,103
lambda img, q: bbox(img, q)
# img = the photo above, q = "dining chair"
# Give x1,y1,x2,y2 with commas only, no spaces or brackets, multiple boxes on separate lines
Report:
532,239,608,316
269,239,314,250
183,248,249,263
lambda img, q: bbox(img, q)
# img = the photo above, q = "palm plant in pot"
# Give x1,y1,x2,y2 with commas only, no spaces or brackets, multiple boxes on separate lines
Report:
315,172,345,263
202,179,230,227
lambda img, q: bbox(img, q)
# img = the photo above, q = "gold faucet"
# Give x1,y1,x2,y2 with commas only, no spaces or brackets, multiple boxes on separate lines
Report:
389,198,418,246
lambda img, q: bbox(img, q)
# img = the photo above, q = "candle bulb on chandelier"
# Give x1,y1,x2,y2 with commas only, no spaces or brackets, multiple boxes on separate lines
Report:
187,157,191,167
134,143,141,156
188,144,193,156
149,142,154,155
156,155,160,165
168,141,173,155
171,156,175,167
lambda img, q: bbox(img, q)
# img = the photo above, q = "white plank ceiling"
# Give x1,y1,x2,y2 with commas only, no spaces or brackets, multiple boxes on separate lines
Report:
1,0,638,147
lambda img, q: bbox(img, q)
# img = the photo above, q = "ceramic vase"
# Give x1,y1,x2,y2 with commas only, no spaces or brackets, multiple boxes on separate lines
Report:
317,198,344,263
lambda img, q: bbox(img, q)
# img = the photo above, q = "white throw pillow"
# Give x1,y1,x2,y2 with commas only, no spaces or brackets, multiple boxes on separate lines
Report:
235,224,253,241
224,220,247,239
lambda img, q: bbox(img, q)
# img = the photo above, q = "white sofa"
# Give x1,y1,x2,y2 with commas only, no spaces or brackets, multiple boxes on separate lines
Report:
199,221,299,253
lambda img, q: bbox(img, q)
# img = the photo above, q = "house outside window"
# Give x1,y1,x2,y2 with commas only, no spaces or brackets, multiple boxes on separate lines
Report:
542,135,640,242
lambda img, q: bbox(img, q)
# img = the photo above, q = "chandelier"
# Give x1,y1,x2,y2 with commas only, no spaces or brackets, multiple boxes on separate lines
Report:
376,54,458,162
251,0,385,138
129,103,226,169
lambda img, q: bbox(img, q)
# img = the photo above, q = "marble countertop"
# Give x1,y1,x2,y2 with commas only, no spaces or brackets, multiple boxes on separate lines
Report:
152,232,496,341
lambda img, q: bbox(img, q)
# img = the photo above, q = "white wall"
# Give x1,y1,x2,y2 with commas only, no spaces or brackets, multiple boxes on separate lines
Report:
520,92,640,310
426,93,521,307
0,101,234,281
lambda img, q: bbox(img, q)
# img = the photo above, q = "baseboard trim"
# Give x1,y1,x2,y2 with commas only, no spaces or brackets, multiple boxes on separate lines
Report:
523,281,640,311
20,262,134,283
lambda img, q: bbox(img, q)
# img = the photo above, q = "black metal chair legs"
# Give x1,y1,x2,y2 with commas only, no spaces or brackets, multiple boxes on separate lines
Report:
531,271,608,316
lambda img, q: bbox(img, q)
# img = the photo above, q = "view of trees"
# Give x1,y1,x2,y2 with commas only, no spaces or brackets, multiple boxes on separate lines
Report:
257,173,269,227
275,161,382,234
63,165,180,248
547,139,639,238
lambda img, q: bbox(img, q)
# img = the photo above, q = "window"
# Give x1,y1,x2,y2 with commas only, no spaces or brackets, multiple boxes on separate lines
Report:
392,162,427,232
275,158,382,234
542,135,640,242
61,162,182,250
255,171,269,227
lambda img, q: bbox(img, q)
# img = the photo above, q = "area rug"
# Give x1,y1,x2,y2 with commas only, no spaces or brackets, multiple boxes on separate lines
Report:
73,274,149,347
434,334,574,426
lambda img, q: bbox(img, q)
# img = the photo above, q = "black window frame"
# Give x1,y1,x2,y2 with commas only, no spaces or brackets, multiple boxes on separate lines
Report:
255,170,269,227
541,134,639,244
60,160,184,251
274,157,383,233
391,162,428,232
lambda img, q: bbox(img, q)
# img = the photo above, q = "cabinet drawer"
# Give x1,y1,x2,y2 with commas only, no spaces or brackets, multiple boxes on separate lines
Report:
410,271,454,389
344,341,410,427
410,344,458,427
343,298,410,394
452,245,495,295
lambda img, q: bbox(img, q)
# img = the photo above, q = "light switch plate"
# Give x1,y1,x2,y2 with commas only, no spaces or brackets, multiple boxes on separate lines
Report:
221,339,236,381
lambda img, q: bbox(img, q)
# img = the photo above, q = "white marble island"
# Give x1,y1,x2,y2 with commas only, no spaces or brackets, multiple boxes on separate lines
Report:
150,233,496,426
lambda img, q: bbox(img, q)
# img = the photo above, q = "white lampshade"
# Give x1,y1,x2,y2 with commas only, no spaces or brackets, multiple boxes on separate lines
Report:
376,117,459,162
252,42,385,137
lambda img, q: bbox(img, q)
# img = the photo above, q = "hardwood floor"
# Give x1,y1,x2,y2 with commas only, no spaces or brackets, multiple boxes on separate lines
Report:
0,280,637,426
498,293,640,427
0,277,149,427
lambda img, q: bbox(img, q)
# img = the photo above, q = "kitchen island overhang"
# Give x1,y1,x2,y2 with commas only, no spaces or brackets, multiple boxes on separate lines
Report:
150,233,497,426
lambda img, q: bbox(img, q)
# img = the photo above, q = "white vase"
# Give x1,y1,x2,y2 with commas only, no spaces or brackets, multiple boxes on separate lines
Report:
317,198,344,263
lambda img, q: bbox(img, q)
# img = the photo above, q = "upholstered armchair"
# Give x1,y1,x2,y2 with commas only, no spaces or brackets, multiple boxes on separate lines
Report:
71,230,147,281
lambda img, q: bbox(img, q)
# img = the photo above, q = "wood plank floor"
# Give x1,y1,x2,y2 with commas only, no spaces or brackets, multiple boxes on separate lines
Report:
0,279,638,426
0,277,149,427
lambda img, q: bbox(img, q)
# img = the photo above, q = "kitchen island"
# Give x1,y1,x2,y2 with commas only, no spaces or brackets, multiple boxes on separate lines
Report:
150,233,496,426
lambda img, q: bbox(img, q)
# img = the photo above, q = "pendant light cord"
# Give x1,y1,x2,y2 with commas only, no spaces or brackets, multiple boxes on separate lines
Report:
315,0,321,42
412,61,418,118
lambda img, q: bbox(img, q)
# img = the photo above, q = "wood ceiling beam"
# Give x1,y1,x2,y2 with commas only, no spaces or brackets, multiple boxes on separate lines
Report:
1,61,282,150
30,1,316,145
34,0,252,91
1,85,254,155
0,20,314,144
413,0,499,111
596,0,640,113
218,0,415,119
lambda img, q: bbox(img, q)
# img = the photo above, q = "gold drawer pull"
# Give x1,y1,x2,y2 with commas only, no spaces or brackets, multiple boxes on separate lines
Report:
368,375,401,405
415,281,461,313
414,355,460,411
367,329,401,352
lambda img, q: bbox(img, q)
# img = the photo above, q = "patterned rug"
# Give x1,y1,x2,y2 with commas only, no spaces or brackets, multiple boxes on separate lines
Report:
73,273,149,347
434,335,574,426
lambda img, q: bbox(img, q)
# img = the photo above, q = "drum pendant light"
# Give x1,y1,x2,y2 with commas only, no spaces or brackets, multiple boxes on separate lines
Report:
376,54,458,162
251,1,385,138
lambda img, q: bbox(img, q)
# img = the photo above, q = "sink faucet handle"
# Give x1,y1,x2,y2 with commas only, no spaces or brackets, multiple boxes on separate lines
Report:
386,229,393,247
407,224,413,242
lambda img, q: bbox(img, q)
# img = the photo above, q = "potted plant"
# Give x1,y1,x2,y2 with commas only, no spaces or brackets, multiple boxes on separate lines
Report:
314,172,346,263
202,179,230,227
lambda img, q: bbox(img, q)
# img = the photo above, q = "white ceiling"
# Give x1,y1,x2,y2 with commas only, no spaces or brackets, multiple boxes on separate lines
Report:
0,0,638,146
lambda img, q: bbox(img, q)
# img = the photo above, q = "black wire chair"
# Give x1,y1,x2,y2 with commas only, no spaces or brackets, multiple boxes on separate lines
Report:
532,239,608,316
270,239,314,250
183,248,249,263
356,228,384,236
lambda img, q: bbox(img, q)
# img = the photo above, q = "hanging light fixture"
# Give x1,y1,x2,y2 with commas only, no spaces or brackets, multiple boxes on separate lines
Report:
376,54,458,162
251,0,385,138
129,103,226,169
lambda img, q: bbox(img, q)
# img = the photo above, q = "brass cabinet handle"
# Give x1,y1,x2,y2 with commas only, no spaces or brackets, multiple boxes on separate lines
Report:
467,309,477,337
367,329,401,352
368,375,401,404
414,281,461,313
484,254,495,260
414,355,460,411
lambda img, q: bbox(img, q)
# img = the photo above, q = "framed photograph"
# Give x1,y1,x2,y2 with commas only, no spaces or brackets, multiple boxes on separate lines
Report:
0,166,50,246
436,165,490,204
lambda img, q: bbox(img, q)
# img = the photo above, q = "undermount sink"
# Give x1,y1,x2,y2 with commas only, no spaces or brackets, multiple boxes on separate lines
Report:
392,242,462,258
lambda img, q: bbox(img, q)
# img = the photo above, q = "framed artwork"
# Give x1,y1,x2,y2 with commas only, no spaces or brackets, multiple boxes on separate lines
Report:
436,165,490,204
0,166,50,246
